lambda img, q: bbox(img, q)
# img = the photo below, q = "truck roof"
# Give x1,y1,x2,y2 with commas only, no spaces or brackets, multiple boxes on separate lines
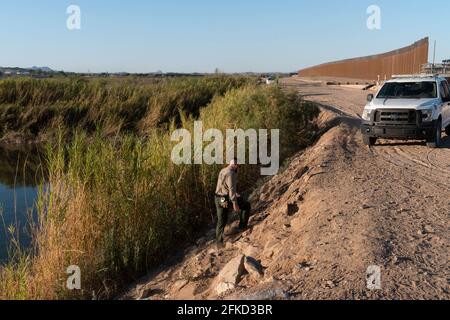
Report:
388,74,446,83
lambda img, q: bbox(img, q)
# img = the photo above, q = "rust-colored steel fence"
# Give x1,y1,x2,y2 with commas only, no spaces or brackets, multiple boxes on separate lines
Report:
299,38,429,81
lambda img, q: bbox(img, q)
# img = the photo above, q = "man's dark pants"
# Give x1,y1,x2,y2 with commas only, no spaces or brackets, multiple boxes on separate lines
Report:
215,196,251,244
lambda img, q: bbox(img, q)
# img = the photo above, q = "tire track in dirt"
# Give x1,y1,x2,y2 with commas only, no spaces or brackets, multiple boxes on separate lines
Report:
373,142,450,192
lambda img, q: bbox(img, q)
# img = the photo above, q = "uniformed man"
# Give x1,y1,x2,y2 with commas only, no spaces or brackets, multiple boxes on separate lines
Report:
214,159,251,249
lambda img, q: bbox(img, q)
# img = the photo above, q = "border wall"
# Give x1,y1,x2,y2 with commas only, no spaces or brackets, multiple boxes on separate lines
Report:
299,38,429,81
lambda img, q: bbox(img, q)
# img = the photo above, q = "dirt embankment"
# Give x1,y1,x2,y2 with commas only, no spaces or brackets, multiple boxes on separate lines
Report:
121,77,449,300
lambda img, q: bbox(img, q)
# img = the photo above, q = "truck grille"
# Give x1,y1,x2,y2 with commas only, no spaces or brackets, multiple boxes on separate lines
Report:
374,109,418,125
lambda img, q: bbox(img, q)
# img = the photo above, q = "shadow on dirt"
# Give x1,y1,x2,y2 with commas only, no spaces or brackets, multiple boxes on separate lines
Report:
374,135,450,149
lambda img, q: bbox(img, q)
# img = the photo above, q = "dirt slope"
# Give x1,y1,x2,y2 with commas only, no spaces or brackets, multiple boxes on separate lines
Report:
121,78,449,300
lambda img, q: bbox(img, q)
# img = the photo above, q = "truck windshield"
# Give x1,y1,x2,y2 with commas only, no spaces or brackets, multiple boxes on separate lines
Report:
377,81,437,99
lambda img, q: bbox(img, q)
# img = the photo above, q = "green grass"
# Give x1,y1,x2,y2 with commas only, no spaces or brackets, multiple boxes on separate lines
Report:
0,81,319,300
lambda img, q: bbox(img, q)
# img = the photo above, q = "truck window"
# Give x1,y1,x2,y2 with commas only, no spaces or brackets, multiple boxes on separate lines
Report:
440,81,450,99
377,81,437,99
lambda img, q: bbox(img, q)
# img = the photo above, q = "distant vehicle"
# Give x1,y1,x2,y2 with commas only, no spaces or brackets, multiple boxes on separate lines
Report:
261,75,276,85
266,76,276,85
361,75,450,148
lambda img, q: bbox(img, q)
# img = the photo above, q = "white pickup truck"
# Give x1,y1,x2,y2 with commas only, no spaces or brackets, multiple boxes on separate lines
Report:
361,75,450,148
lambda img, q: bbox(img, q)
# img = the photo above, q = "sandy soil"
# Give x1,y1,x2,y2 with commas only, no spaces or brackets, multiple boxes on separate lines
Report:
121,77,449,300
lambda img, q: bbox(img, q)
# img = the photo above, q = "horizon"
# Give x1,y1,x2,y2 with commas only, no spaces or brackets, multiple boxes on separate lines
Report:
1,0,449,73
0,65,297,74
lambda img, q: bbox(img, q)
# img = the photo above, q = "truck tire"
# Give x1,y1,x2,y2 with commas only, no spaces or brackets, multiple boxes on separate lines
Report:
426,119,442,148
445,125,450,137
363,135,377,146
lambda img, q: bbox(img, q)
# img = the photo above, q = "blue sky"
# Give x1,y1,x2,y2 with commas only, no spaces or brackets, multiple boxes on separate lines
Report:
0,0,448,73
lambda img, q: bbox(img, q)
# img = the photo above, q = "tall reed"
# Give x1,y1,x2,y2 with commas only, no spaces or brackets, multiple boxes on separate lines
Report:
0,76,252,142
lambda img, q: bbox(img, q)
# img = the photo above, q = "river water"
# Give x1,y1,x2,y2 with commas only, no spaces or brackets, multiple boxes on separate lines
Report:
0,145,44,263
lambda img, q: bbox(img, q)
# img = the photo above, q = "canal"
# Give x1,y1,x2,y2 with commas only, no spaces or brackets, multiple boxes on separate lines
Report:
0,145,44,263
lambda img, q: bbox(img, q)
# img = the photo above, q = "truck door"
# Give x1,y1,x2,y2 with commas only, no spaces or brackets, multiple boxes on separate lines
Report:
439,81,450,128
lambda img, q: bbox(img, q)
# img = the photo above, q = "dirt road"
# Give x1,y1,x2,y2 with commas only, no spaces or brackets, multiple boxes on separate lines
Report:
122,77,449,300
280,77,449,299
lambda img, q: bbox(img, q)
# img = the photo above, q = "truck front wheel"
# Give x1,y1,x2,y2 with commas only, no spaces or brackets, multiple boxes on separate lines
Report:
363,135,377,146
426,119,442,148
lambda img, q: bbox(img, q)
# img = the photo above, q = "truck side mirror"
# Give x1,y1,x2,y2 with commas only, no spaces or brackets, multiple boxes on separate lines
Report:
367,94,374,102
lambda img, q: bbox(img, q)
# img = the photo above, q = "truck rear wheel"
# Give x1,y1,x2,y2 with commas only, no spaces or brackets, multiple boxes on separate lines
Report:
426,119,442,148
363,135,377,146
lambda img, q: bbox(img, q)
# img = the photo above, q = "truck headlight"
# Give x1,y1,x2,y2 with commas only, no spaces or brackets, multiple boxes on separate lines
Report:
421,110,433,122
362,109,372,121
